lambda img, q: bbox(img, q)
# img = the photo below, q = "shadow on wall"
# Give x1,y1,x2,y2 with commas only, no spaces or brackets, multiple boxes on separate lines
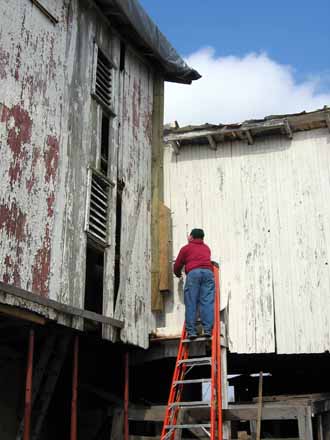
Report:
169,134,293,165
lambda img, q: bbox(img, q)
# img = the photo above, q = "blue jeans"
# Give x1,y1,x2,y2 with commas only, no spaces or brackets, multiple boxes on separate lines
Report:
184,268,215,335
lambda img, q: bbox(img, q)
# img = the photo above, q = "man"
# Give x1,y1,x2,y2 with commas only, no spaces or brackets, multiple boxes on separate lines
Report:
173,228,215,339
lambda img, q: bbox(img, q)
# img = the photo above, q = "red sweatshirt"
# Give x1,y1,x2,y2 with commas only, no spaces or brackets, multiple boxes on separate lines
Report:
173,239,213,277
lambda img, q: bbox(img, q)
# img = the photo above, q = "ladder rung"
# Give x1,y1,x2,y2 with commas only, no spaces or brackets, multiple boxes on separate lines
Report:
174,378,211,385
165,423,211,429
183,336,212,343
178,357,211,366
169,401,211,408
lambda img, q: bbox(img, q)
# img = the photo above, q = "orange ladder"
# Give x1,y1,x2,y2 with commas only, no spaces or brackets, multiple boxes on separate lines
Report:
160,262,222,440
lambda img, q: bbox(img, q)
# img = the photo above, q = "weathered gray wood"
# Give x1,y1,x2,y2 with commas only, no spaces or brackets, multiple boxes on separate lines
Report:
0,281,124,328
322,411,330,440
207,135,217,150
325,113,330,133
164,119,287,143
314,400,330,414
128,404,306,422
244,130,254,145
297,407,313,440
318,414,324,440
129,405,165,422
111,408,124,440
249,421,257,440
254,393,330,403
256,372,263,440
284,119,293,139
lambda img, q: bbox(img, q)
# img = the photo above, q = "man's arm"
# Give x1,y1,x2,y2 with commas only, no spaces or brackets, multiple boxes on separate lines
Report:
173,248,185,278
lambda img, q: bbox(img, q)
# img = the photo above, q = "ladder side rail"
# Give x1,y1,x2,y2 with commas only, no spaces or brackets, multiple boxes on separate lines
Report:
168,333,189,440
215,265,223,440
161,325,188,440
210,264,219,440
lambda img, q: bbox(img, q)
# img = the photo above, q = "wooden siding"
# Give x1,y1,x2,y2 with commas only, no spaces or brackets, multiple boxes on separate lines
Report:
113,46,154,348
160,128,330,354
0,0,155,348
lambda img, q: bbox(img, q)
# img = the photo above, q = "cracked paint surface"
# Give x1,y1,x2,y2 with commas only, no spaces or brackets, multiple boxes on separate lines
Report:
0,0,64,298
0,0,156,348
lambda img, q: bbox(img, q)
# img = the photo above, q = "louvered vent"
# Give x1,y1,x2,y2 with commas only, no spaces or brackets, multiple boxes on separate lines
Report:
95,48,112,109
85,169,111,245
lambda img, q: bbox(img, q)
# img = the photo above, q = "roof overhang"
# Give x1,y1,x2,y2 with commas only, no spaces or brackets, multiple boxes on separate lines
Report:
95,0,201,84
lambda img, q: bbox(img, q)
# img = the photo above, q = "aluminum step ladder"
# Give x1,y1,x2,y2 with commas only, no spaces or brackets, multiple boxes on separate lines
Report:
160,262,223,440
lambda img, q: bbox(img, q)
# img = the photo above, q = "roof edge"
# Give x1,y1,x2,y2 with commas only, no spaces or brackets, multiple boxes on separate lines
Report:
96,0,201,84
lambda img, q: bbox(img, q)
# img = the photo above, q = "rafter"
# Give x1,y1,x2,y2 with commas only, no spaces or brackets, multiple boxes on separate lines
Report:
284,119,293,139
207,135,217,150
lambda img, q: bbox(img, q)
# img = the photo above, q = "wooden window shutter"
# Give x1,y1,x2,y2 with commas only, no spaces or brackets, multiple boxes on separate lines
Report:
85,168,112,246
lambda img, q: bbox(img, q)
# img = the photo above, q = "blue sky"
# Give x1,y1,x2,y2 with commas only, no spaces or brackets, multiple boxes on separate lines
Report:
139,0,330,124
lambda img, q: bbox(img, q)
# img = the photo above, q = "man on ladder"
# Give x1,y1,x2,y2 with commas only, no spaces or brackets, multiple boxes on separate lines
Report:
161,229,222,440
174,228,215,339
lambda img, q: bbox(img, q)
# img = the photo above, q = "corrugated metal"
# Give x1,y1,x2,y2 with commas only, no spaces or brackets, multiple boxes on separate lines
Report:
160,128,330,354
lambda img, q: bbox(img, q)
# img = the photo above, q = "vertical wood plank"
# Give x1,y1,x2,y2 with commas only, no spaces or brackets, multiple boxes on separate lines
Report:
151,75,164,312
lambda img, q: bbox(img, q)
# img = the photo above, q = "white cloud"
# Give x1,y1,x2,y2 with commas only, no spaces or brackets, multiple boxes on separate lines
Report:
165,47,330,126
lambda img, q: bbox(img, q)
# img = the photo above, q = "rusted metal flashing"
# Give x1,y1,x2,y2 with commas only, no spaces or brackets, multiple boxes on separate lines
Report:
0,281,124,328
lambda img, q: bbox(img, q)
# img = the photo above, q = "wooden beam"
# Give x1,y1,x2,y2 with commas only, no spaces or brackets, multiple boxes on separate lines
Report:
256,372,263,440
170,140,180,154
207,135,217,150
128,404,306,423
0,303,46,325
245,130,254,145
284,119,293,139
254,393,330,404
325,112,330,133
129,405,166,421
297,407,313,440
0,281,124,328
151,76,164,311
223,405,305,421
164,120,285,143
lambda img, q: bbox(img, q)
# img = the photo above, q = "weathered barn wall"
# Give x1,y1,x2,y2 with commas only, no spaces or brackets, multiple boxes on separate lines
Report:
113,46,154,348
0,0,73,319
0,0,156,347
160,128,330,354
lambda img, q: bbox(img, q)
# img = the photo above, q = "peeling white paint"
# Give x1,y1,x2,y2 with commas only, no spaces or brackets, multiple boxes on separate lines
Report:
0,0,156,348
161,128,330,354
